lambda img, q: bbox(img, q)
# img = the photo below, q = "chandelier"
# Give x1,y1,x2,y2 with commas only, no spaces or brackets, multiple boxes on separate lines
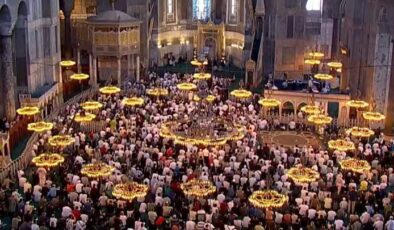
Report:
48,135,75,147
180,179,216,198
346,126,374,138
32,153,65,168
249,190,288,209
27,121,54,132
193,73,212,80
99,86,121,95
307,114,332,125
74,112,96,122
300,105,321,115
17,106,40,116
193,95,215,103
177,83,197,91
121,97,144,106
113,181,148,201
258,98,281,108
81,101,103,110
81,162,115,178
146,88,169,97
70,73,89,81
230,89,252,99
328,139,355,151
327,61,343,68
191,59,208,66
346,100,369,109
304,59,321,65
286,166,320,184
308,51,324,58
60,60,76,67
314,73,333,81
339,158,371,174
362,112,385,121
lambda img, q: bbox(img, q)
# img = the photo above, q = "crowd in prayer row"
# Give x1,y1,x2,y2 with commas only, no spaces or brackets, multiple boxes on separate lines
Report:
1,72,394,230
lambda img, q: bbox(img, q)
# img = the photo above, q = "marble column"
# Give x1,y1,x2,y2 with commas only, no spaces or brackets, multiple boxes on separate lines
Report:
0,35,16,120
89,53,93,86
117,57,121,87
92,55,97,87
131,54,135,79
136,55,140,81
127,55,132,79
77,49,81,73
62,0,75,58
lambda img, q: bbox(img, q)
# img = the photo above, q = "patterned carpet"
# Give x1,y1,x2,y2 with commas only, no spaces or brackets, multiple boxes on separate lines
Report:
260,131,321,148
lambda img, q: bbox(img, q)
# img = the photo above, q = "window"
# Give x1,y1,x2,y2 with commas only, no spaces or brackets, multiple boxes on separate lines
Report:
282,47,295,65
287,16,294,38
193,0,211,20
167,0,173,15
306,0,322,11
230,0,237,15
228,0,238,24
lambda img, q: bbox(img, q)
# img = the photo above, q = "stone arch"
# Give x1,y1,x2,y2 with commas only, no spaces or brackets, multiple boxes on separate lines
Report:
297,102,308,113
15,1,29,87
0,4,12,35
282,101,295,115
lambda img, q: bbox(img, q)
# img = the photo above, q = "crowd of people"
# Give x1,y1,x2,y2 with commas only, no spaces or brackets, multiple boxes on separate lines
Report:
1,72,394,230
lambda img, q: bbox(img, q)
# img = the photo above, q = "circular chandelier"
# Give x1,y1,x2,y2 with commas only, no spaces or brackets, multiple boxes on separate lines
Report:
362,112,385,121
304,59,321,65
193,95,215,103
314,73,333,81
60,60,76,67
346,126,374,138
307,114,332,125
177,83,197,91
99,86,121,95
327,61,343,68
180,179,216,198
339,158,371,174
146,88,169,96
17,106,40,116
81,101,103,110
346,100,369,108
81,162,115,178
74,112,96,122
122,97,144,106
328,139,355,151
230,89,252,99
32,153,65,168
48,135,75,147
258,98,281,108
249,190,288,209
160,119,245,146
190,59,208,66
286,166,320,184
300,105,321,115
70,73,89,81
193,73,212,80
308,51,324,58
27,121,54,132
112,181,148,201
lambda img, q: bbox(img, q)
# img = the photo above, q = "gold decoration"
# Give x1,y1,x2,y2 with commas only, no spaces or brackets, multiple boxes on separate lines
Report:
193,95,215,102
74,112,96,122
146,88,169,96
230,89,252,99
249,190,288,209
308,51,324,58
177,83,197,91
112,182,148,201
346,126,374,138
17,106,40,116
27,121,54,132
48,135,75,147
339,158,371,173
300,105,321,115
307,114,332,125
193,73,212,80
32,153,65,168
304,59,321,65
328,139,355,151
314,73,333,80
362,112,386,121
70,73,89,81
286,166,320,183
180,179,216,198
346,100,369,108
190,59,208,66
81,162,115,178
122,97,144,106
99,86,121,94
258,98,281,108
60,60,76,67
81,101,103,110
327,61,343,68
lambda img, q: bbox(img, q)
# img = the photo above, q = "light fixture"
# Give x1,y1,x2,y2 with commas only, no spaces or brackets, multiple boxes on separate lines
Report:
362,112,385,121
121,97,144,106
300,105,321,115
304,59,321,65
60,60,76,67
99,86,121,95
81,101,103,110
48,135,75,147
74,112,96,122
346,100,369,109
146,88,169,97
258,98,281,108
193,73,212,80
230,89,252,99
70,73,89,81
328,139,355,151
327,61,343,68
307,114,333,125
346,126,374,138
177,83,197,91
180,179,216,198
308,51,324,58
32,153,65,168
249,190,288,209
339,158,371,174
27,121,54,132
314,73,333,81
81,162,115,178
286,166,320,184
17,106,40,116
112,182,149,201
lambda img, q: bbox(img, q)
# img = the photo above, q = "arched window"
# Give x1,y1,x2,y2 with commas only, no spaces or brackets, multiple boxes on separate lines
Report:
193,0,211,20
167,0,174,15
306,0,322,11
230,0,237,15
